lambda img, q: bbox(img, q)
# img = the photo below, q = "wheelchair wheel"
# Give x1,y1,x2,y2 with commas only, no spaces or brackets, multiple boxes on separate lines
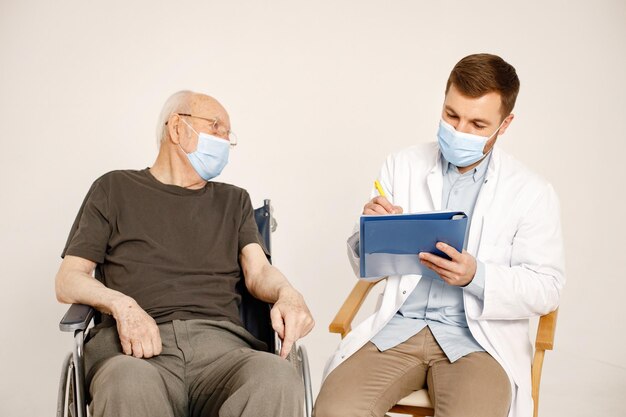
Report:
57,353,79,417
287,344,313,417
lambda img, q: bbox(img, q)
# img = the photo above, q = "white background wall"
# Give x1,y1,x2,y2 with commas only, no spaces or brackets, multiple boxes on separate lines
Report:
1,1,625,416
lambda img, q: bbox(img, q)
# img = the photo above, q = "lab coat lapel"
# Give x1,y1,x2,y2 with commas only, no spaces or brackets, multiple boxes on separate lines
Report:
467,148,501,254
426,152,443,210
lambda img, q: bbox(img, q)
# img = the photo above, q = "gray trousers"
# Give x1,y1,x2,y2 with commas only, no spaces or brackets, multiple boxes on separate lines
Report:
84,319,303,417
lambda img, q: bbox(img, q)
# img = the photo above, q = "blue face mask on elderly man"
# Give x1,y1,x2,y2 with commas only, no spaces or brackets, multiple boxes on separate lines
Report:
179,119,230,181
437,118,505,167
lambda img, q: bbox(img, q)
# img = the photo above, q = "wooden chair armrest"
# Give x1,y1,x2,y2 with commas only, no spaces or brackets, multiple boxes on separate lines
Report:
329,279,381,338
535,308,558,351
532,308,559,417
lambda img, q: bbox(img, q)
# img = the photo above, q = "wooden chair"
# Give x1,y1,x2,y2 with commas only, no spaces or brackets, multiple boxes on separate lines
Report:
329,279,559,417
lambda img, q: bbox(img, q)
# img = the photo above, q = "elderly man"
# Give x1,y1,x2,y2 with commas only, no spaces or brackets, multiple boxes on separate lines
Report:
315,54,565,417
55,90,314,417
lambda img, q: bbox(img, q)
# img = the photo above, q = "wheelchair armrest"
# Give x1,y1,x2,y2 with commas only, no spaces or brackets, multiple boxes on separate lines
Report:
59,304,95,332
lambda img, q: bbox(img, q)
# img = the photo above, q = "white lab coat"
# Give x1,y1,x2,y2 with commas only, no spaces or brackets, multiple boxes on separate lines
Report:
323,142,565,417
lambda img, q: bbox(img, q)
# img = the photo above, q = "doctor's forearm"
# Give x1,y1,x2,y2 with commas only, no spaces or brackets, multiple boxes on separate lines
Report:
463,261,486,299
475,264,562,319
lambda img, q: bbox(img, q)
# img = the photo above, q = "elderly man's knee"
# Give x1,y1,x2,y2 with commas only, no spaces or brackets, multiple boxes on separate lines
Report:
89,356,176,417
233,352,304,401
274,357,303,395
91,355,163,398
243,352,303,396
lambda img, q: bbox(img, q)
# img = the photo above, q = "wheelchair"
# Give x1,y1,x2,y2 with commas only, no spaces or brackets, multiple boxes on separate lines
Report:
56,199,313,417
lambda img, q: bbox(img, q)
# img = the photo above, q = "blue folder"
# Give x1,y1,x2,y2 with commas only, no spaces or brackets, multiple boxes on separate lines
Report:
359,211,468,278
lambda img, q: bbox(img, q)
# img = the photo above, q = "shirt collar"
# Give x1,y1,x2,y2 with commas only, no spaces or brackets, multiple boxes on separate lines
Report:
442,152,492,183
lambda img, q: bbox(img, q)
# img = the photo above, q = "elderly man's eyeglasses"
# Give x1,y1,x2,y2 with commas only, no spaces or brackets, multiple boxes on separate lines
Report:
166,113,238,146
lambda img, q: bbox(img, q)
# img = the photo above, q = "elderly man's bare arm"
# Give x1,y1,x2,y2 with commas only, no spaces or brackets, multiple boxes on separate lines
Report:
239,243,315,359
55,255,162,359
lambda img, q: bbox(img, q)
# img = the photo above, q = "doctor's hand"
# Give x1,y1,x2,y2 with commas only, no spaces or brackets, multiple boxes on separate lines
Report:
270,287,315,359
112,296,162,359
419,242,477,287
363,196,403,215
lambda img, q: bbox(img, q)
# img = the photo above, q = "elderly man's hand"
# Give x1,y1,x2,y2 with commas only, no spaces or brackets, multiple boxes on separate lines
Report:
419,242,477,287
112,297,162,359
270,288,314,359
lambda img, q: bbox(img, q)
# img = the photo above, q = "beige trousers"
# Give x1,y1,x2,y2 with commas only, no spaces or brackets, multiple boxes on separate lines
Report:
314,326,511,417
84,319,303,417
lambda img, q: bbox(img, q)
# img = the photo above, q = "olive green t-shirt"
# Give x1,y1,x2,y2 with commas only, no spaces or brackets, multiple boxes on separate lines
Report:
62,169,265,327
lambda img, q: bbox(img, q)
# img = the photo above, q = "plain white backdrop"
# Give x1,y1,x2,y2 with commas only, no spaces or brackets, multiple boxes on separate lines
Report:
1,1,625,416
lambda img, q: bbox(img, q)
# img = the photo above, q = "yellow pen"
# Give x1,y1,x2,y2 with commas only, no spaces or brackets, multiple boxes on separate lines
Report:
374,180,386,197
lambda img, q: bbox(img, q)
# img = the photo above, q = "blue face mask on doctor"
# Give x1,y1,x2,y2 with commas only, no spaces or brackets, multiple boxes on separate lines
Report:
437,118,505,167
179,119,230,181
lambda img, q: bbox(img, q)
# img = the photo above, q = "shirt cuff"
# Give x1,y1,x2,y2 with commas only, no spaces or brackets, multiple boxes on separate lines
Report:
463,260,486,299
347,231,360,258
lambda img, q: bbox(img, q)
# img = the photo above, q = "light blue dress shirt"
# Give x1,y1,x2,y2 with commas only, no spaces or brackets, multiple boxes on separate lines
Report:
370,153,490,362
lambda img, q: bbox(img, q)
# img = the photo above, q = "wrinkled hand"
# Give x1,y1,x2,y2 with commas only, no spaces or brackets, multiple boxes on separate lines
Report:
270,288,314,359
419,242,477,287
363,196,403,215
113,298,162,358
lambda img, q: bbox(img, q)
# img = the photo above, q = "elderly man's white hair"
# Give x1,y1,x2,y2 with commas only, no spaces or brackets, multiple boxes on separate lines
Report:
155,90,196,146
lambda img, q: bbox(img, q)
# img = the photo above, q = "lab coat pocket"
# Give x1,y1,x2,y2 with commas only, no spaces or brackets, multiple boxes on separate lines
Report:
478,242,513,266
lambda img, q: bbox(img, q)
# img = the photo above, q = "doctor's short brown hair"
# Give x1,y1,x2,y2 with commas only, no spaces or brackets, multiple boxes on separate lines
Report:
446,53,520,118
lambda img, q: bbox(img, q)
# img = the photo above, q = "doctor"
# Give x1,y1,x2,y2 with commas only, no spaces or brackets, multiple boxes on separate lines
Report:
314,54,565,417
